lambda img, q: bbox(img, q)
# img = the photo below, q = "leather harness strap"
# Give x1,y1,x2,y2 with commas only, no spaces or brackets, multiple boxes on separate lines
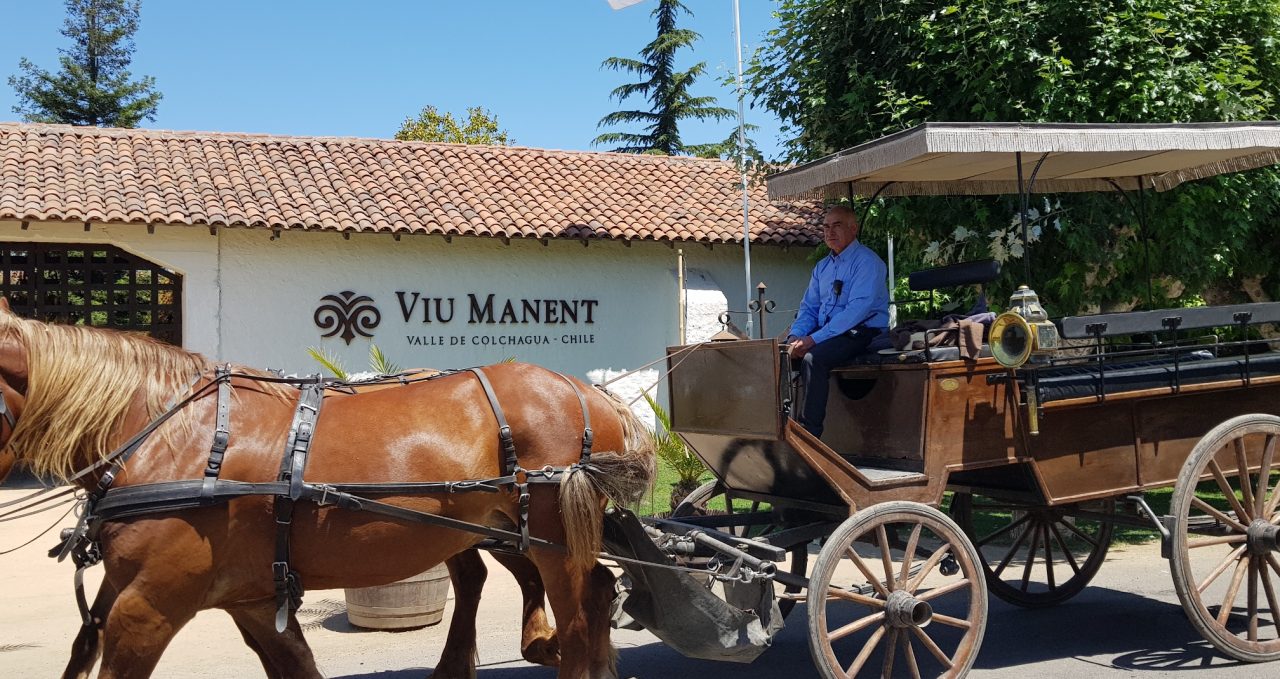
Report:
53,375,225,568
272,380,324,632
90,478,564,549
200,366,233,504
465,367,530,550
52,367,608,631
466,367,518,475
551,372,594,464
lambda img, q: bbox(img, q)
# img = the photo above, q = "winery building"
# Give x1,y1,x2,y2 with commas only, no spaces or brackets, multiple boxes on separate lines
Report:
0,123,820,383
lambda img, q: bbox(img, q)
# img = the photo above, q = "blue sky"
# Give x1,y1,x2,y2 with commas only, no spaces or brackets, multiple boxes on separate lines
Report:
0,0,788,158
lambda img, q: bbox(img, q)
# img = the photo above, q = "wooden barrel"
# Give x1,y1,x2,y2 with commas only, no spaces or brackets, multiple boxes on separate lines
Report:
344,563,450,630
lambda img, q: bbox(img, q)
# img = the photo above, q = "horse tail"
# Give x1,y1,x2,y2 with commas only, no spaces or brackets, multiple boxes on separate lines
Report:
559,388,656,571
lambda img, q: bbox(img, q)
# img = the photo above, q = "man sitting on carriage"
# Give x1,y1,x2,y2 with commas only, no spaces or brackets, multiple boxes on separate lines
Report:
785,204,890,438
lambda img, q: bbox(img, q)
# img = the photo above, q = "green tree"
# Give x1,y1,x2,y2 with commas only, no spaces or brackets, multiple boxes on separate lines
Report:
395,105,513,145
594,0,736,156
9,0,161,127
749,0,1280,313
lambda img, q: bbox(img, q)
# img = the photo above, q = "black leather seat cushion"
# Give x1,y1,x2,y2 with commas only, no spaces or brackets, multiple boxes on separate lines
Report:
1037,351,1280,402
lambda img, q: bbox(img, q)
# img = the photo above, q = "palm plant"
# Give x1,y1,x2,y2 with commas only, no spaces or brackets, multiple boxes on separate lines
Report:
306,344,402,380
643,393,705,509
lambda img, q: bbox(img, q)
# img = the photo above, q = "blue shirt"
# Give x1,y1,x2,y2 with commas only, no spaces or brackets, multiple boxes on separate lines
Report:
789,241,890,345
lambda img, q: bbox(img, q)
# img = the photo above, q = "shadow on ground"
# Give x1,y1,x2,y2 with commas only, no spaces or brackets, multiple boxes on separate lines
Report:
335,585,1247,678
973,586,1244,672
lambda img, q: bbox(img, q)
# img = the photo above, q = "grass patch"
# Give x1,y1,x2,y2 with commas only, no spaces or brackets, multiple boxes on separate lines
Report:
948,488,1165,547
631,457,711,516
630,458,760,517
1112,488,1171,544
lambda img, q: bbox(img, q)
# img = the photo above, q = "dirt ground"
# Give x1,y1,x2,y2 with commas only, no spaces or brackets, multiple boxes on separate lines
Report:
0,486,1267,678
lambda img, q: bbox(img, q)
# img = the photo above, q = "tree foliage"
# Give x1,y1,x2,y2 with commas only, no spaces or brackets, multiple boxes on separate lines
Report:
395,105,513,146
750,0,1280,313
595,0,736,156
8,0,161,127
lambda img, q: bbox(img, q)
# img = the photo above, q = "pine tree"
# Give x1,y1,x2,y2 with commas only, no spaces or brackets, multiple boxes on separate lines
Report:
594,0,734,156
8,0,161,127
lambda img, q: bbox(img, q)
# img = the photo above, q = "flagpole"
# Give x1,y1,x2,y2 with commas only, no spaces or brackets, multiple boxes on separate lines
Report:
732,0,753,338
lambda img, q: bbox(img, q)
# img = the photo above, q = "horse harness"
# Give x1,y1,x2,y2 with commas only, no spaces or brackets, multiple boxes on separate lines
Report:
0,387,16,435
51,365,599,632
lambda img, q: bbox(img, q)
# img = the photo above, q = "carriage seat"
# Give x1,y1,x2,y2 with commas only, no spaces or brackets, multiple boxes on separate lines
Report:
907,259,1002,293
856,259,1001,364
1038,302,1280,401
1036,350,1280,402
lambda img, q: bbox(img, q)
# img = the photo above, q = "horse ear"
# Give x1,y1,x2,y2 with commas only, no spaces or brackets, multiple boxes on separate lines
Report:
0,296,9,314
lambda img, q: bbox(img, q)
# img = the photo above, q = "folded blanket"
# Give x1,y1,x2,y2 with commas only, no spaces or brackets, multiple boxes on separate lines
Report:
889,312,995,360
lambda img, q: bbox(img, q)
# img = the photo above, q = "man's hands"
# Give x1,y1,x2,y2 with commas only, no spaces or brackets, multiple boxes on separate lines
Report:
787,335,816,359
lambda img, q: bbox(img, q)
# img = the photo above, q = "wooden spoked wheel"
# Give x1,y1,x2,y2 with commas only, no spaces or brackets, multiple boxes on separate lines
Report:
672,480,808,617
1170,413,1280,663
808,501,986,678
950,493,1113,608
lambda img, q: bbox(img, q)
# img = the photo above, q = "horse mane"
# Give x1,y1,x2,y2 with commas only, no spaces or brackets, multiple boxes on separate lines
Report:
1,314,215,481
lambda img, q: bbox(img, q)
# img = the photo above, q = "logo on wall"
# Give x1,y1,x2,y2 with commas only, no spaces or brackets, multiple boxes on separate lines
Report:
314,291,381,345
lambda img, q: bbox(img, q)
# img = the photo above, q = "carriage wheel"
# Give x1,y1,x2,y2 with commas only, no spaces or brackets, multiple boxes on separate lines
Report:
950,492,1113,608
1170,413,1280,663
808,501,986,678
672,480,808,618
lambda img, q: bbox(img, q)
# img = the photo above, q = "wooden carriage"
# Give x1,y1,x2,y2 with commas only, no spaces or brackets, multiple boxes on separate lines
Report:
650,123,1280,678
4,123,1277,679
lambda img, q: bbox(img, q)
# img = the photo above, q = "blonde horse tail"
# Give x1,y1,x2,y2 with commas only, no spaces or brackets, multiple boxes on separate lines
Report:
559,388,657,571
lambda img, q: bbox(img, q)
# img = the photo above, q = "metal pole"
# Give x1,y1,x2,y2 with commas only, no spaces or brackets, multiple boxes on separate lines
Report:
756,282,767,338
677,248,687,344
1016,151,1030,284
887,235,896,329
1136,178,1154,308
733,0,753,338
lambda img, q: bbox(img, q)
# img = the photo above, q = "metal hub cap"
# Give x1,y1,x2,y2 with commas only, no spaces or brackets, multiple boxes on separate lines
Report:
1246,519,1279,555
884,589,933,629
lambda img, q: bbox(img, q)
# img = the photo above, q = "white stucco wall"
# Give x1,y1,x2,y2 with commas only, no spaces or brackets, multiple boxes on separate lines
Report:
0,220,814,384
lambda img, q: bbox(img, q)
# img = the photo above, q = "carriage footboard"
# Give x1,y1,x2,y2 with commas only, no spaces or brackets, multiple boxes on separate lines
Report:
602,507,783,663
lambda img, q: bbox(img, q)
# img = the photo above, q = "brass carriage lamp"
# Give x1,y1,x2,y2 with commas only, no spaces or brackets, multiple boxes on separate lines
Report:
990,285,1061,437
990,286,1060,369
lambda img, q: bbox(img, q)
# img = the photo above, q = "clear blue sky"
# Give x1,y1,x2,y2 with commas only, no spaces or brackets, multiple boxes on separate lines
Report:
0,0,788,158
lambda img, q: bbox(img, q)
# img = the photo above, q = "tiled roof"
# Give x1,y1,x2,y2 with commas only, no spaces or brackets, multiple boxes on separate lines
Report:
0,123,820,246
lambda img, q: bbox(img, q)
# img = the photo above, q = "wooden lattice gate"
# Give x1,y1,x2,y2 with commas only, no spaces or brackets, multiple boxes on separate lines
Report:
0,242,183,345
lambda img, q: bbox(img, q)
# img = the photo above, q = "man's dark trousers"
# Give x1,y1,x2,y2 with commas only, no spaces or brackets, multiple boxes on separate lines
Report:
798,332,876,438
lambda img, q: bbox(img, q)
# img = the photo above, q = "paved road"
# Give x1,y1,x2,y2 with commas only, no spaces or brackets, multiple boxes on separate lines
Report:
0,486,1262,677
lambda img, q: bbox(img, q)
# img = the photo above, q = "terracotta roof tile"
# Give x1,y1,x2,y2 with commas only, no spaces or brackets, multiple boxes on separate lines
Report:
0,123,821,246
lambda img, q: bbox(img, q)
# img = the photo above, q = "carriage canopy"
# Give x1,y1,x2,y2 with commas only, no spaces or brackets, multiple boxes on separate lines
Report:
766,121,1280,200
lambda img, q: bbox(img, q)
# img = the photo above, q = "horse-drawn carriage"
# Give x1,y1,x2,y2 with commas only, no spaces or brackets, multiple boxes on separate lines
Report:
1,123,1278,679
648,122,1280,677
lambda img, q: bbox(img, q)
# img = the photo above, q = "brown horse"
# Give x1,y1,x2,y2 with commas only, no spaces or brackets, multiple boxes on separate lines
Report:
0,300,654,679
346,371,564,673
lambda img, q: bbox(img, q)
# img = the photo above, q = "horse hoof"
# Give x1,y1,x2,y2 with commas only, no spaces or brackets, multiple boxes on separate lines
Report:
522,635,561,667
